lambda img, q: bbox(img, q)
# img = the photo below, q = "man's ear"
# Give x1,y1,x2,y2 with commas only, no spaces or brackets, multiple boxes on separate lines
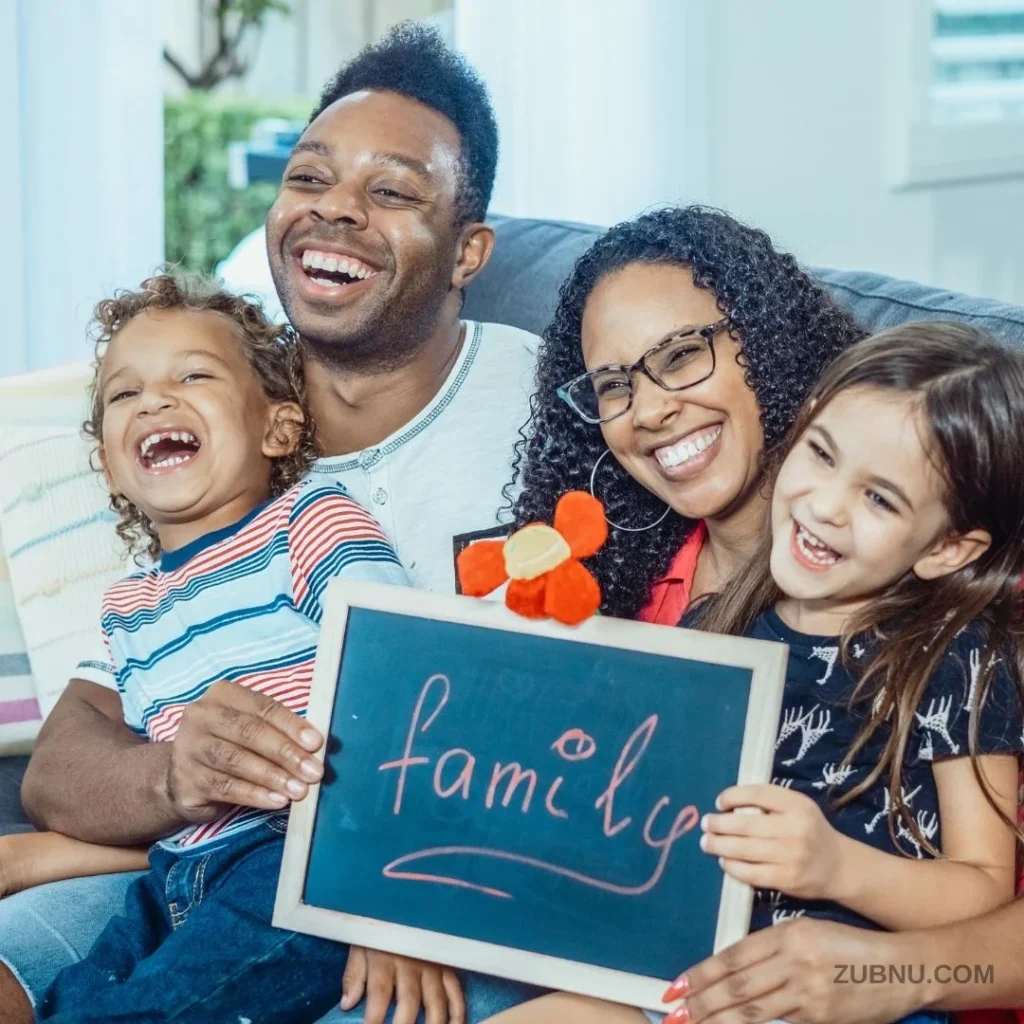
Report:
263,402,305,458
450,223,496,291
97,446,122,497
913,528,992,581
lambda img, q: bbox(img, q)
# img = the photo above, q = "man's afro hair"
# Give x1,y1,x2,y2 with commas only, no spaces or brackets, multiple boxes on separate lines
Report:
310,22,498,226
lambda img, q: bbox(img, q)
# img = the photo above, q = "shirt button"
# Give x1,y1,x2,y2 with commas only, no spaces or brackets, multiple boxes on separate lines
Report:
359,448,381,471
373,488,389,506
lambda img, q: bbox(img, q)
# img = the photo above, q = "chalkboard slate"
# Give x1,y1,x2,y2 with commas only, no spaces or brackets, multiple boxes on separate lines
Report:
275,582,787,1012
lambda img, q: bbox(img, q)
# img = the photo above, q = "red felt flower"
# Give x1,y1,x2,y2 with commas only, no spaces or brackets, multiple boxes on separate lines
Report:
456,491,607,626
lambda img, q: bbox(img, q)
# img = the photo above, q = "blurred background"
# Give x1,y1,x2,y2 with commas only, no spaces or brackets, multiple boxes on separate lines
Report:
2,0,1024,375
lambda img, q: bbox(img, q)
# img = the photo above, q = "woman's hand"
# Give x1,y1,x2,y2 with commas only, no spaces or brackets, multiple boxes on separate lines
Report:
663,917,931,1024
700,783,852,901
340,946,465,1024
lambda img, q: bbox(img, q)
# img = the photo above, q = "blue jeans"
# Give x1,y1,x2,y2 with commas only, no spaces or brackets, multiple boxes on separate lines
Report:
0,833,543,1023
0,866,145,1008
35,818,350,1022
0,865,957,1024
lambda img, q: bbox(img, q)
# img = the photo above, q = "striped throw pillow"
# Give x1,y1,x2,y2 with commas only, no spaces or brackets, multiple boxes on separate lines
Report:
0,535,38,755
0,427,128,718
0,360,128,745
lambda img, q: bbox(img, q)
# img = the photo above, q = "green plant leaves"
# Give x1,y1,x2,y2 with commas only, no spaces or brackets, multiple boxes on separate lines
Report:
164,92,308,274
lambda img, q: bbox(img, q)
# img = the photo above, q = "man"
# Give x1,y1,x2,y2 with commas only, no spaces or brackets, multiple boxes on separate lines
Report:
0,24,540,1024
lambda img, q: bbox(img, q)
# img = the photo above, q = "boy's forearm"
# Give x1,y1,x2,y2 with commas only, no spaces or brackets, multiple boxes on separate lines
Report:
21,681,182,844
834,835,1010,931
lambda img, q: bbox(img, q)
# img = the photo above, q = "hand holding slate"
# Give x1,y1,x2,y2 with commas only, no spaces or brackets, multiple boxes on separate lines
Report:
699,784,848,901
164,679,324,821
276,569,787,1015
340,946,465,1024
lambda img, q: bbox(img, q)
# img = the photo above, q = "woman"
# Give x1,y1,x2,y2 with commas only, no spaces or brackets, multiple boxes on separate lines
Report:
510,204,864,622
480,205,865,1024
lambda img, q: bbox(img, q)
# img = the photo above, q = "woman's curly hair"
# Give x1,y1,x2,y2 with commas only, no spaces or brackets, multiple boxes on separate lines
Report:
509,205,867,619
84,273,319,562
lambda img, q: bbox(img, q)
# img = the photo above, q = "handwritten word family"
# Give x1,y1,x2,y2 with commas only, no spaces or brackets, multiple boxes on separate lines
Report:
377,673,699,899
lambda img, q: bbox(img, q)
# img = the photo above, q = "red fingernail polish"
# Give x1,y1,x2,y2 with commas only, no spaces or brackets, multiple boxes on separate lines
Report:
662,974,690,1002
666,1006,690,1023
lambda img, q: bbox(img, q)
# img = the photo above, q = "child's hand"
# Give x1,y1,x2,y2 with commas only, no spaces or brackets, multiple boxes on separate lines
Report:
700,783,851,902
340,945,465,1024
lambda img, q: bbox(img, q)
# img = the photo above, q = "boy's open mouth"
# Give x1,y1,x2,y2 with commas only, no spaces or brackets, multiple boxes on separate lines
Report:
137,430,202,471
300,248,379,290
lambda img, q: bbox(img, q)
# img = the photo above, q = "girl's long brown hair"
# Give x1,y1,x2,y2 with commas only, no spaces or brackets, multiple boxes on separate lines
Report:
699,321,1024,854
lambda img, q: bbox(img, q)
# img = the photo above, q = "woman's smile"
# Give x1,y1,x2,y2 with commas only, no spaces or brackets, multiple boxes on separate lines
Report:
582,263,764,523
648,424,723,481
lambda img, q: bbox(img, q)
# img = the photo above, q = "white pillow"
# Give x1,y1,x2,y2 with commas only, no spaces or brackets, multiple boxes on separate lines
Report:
0,361,129,730
0,427,128,716
0,362,96,751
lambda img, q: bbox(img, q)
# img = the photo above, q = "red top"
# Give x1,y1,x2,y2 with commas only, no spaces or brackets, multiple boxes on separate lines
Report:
637,521,708,626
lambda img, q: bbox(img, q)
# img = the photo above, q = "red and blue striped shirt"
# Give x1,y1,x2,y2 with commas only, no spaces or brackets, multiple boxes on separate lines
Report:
100,480,408,849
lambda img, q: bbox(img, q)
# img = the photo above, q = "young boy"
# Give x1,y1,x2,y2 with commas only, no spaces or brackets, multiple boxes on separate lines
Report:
33,274,409,1023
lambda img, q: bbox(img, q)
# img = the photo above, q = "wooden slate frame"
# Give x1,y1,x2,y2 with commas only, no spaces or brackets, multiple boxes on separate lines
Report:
274,580,787,1013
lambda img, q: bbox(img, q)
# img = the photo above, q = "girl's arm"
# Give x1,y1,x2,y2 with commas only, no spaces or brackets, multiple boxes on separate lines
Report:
494,752,1017,1024
704,756,1018,931
0,831,149,898
829,753,1017,930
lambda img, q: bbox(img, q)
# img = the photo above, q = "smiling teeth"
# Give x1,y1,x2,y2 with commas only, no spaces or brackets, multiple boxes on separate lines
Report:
138,431,198,458
300,249,374,279
795,524,841,566
655,427,721,469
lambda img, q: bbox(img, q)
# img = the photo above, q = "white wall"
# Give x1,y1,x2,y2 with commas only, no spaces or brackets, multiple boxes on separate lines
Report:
163,0,454,101
1,0,164,375
457,0,1024,306
0,0,25,377
456,0,711,227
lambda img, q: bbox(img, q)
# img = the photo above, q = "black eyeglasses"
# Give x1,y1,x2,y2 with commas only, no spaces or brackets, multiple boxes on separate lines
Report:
557,317,732,424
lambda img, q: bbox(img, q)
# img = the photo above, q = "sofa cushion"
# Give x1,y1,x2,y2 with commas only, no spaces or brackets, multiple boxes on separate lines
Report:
0,755,31,835
466,216,1024,351
0,538,39,757
811,267,1024,351
0,360,100,753
0,427,126,718
463,216,599,339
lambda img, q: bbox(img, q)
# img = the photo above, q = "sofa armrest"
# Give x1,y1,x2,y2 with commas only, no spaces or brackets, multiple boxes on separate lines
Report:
0,756,33,835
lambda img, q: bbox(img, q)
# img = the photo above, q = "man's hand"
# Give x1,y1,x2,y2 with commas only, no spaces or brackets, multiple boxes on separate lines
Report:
340,946,465,1024
165,680,324,822
700,784,851,901
663,918,929,1024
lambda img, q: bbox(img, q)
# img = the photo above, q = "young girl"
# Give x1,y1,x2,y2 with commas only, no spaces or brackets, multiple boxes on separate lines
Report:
484,321,1024,1024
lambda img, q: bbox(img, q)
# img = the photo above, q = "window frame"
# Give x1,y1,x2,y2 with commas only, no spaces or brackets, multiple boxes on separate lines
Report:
888,0,1024,188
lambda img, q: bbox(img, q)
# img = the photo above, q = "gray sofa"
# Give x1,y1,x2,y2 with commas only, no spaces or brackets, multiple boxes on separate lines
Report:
3,212,1024,838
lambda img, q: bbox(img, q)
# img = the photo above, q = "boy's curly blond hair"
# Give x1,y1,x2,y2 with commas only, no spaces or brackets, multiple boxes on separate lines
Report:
84,273,319,562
